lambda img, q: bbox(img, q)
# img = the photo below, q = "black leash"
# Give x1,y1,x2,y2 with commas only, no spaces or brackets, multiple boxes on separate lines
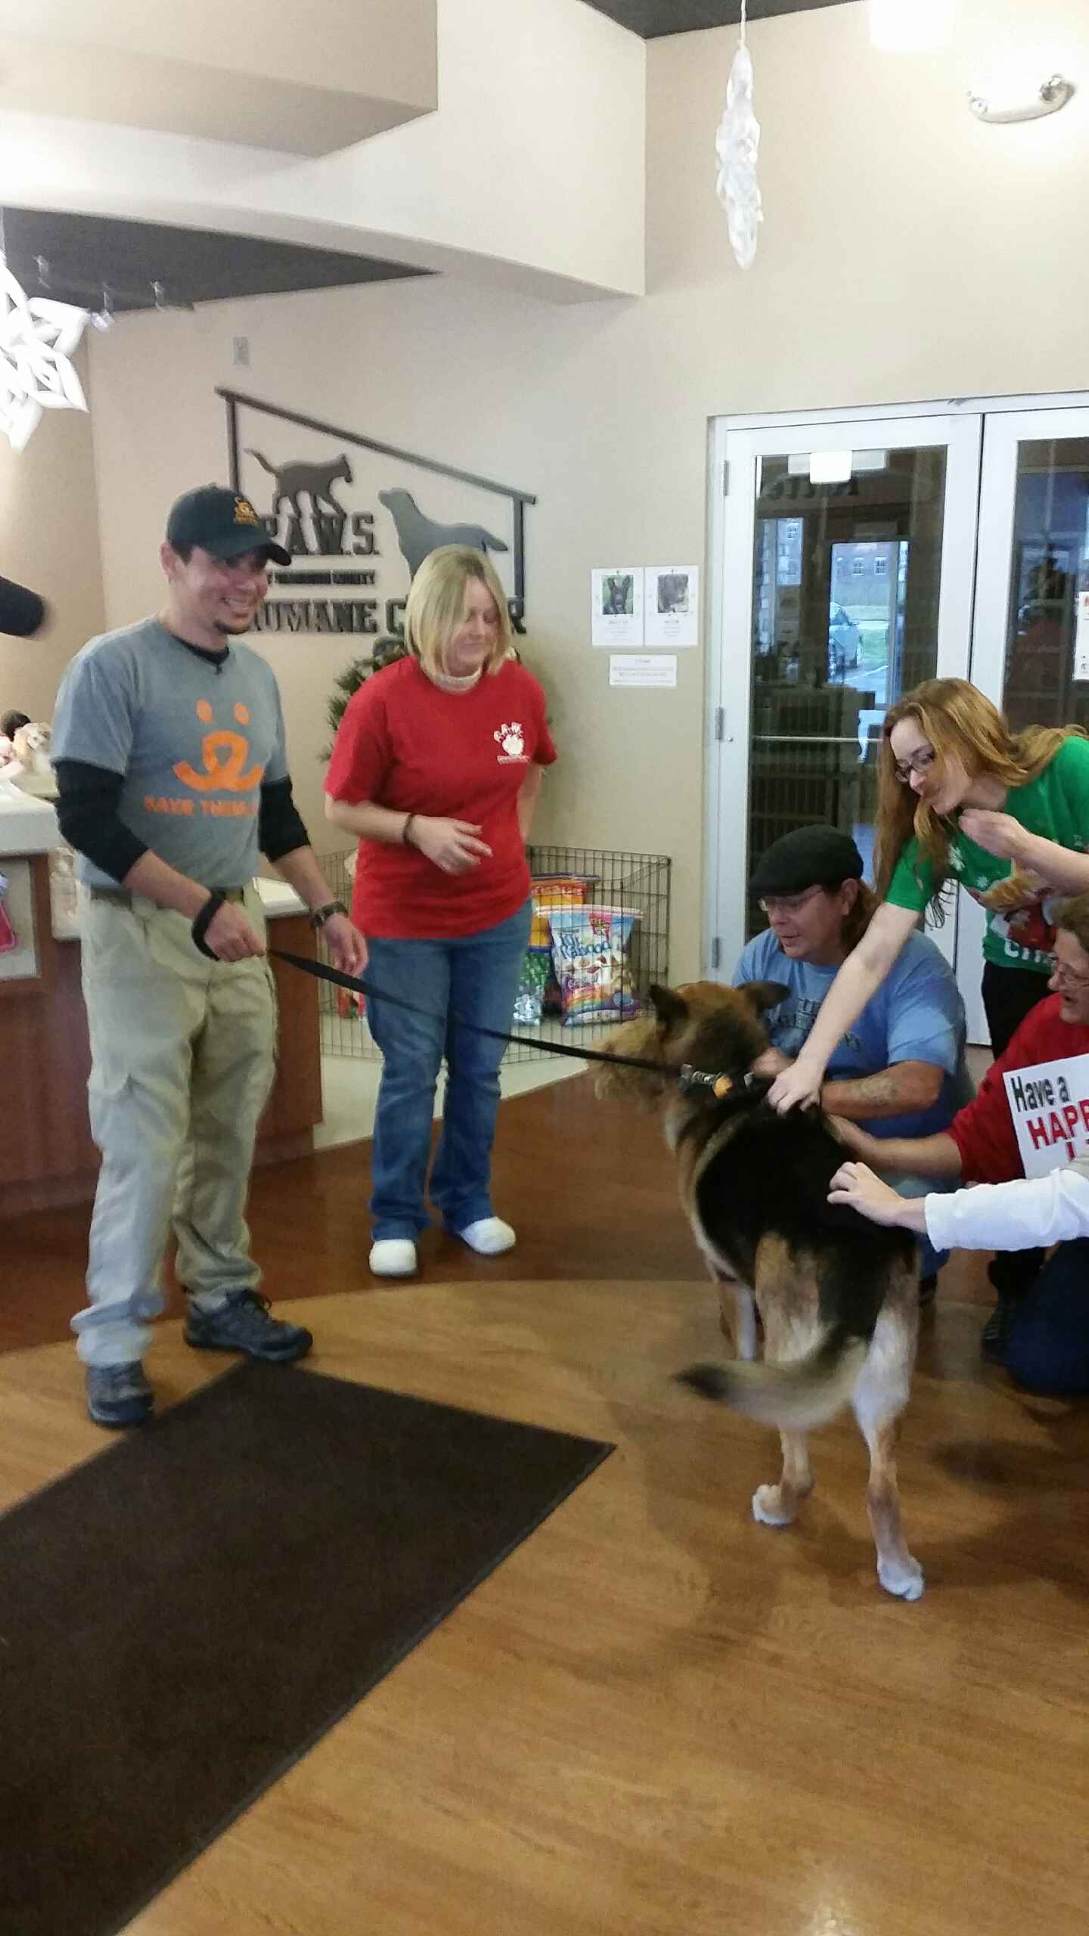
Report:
270,947,762,1098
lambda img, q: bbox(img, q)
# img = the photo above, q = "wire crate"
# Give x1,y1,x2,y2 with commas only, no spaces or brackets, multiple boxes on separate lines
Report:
312,845,671,1064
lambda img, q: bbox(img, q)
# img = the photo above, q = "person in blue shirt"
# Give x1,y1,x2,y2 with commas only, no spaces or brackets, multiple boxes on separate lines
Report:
733,825,970,1296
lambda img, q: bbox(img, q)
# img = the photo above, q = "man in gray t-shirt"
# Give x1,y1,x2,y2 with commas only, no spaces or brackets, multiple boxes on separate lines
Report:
51,484,366,1429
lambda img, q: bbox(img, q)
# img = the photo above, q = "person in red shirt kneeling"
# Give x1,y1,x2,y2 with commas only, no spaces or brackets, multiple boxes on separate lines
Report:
325,545,556,1278
829,895,1089,1392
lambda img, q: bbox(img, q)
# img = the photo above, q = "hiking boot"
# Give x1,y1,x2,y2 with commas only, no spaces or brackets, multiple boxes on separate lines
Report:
184,1289,312,1363
86,1361,154,1429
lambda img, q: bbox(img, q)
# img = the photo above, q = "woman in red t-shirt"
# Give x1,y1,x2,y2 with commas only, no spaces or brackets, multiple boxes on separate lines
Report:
325,545,556,1277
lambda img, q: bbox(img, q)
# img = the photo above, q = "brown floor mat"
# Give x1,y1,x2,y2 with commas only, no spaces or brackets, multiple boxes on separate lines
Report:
0,1360,612,1936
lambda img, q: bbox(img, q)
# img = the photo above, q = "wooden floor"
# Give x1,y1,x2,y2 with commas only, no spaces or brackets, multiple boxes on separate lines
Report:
3,1076,1088,1935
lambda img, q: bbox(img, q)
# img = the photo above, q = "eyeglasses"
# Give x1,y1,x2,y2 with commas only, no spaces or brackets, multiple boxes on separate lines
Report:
758,886,826,917
892,743,937,785
1050,961,1089,992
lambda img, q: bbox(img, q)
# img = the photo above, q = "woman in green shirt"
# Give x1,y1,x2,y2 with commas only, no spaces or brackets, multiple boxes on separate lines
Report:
769,678,1089,1116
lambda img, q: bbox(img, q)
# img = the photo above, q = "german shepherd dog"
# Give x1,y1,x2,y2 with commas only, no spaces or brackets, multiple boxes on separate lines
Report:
598,980,925,1601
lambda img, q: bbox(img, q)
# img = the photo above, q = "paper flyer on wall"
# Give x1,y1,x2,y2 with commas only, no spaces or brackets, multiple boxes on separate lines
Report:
591,567,644,647
643,566,699,647
608,654,677,688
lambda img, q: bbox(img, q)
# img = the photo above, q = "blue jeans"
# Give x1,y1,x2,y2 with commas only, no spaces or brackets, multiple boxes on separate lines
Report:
1005,1240,1089,1396
364,900,532,1241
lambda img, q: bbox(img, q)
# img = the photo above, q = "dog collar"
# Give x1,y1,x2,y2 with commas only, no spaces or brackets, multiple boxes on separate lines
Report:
679,1064,764,1102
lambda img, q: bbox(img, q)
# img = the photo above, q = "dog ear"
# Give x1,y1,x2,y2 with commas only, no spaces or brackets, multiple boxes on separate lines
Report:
648,983,688,1029
739,979,788,1016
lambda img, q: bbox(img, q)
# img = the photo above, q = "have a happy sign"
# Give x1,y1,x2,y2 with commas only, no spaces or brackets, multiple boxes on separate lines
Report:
1004,1053,1089,1178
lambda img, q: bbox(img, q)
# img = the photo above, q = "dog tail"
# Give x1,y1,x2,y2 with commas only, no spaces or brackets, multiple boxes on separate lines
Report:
676,1321,869,1431
245,448,275,473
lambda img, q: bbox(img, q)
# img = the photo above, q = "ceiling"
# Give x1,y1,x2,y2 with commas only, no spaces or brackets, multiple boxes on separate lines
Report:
3,209,425,315
580,0,857,35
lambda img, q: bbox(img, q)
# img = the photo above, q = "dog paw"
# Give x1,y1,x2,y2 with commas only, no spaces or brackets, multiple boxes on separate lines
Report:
752,1484,795,1528
877,1554,925,1601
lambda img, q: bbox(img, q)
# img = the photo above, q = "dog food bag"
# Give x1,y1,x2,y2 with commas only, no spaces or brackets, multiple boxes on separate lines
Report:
548,905,640,1027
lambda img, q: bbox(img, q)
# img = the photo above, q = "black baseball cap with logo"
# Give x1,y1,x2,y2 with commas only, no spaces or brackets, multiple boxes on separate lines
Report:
165,485,291,567
750,825,864,897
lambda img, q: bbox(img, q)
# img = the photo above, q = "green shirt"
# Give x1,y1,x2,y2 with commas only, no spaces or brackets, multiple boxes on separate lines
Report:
886,735,1089,975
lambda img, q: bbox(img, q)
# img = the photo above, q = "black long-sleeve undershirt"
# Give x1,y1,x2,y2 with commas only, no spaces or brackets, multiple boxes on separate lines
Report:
54,759,311,883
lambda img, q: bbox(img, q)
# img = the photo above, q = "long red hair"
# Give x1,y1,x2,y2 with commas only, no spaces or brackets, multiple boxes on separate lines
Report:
874,678,1083,917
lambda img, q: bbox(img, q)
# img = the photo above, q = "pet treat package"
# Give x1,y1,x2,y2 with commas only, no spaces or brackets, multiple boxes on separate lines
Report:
529,875,597,1016
529,875,594,948
511,946,552,1025
548,905,640,1027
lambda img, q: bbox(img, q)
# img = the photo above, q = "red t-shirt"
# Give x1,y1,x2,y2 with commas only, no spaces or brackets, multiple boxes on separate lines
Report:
325,655,557,938
950,995,1089,1182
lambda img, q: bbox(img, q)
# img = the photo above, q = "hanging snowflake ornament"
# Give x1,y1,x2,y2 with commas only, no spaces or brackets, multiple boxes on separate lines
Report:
714,1,763,271
0,258,89,453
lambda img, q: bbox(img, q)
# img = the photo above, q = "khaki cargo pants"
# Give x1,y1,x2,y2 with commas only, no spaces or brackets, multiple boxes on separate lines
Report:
72,886,277,1368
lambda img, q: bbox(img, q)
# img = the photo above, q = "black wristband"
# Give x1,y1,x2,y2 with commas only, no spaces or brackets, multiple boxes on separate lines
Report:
192,892,226,959
309,899,348,931
403,813,417,847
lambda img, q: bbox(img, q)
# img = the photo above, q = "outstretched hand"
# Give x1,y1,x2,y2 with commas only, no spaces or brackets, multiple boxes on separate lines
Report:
767,1056,824,1114
827,1160,907,1225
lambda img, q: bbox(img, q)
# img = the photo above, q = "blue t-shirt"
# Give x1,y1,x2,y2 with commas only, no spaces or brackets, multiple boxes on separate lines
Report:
733,927,968,1139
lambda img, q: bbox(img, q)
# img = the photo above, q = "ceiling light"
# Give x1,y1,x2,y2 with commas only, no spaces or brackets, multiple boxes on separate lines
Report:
869,0,955,54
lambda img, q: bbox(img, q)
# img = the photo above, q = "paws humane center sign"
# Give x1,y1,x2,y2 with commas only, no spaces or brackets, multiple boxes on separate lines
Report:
220,388,534,640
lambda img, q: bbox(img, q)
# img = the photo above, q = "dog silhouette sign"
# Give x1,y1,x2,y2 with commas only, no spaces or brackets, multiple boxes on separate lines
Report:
220,387,534,641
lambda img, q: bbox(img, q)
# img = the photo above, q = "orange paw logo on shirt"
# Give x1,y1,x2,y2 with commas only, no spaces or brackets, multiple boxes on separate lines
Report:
173,699,266,793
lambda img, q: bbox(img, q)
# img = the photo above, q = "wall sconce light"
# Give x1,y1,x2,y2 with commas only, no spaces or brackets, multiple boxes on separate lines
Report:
968,74,1076,125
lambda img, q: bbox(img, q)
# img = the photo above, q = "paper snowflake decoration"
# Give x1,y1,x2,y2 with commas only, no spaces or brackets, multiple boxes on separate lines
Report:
0,258,89,452
714,6,763,272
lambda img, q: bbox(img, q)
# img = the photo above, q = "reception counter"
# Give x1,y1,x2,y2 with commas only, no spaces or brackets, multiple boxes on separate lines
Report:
0,783,323,1217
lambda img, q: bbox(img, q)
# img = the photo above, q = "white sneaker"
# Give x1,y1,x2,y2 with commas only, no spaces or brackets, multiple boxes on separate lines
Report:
369,1238,418,1277
456,1217,516,1257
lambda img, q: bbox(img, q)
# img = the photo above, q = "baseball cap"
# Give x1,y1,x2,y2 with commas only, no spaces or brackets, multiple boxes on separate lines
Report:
750,825,864,897
165,485,291,568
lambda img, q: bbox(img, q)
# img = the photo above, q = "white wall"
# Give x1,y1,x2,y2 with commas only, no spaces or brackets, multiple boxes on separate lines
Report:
67,0,1089,975
0,0,437,155
0,0,646,301
0,355,104,733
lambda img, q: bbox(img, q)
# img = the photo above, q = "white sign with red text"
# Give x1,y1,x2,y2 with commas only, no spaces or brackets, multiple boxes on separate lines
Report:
1004,1053,1089,1178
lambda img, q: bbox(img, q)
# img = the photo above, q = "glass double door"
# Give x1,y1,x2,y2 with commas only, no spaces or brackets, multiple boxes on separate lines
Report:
710,401,1089,1043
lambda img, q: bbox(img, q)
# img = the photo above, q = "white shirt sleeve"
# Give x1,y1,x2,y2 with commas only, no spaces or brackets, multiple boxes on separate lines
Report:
924,1163,1089,1253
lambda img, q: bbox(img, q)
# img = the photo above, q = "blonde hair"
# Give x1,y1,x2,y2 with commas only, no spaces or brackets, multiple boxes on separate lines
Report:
874,678,1084,916
403,545,513,680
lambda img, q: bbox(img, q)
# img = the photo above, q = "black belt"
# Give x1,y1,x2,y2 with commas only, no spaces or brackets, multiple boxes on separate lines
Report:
89,886,248,906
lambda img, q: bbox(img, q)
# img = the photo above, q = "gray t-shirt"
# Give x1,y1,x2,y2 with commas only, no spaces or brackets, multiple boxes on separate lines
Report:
51,617,289,889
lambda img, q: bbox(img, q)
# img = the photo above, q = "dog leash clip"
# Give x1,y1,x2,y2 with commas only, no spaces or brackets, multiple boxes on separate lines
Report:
679,1063,736,1099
